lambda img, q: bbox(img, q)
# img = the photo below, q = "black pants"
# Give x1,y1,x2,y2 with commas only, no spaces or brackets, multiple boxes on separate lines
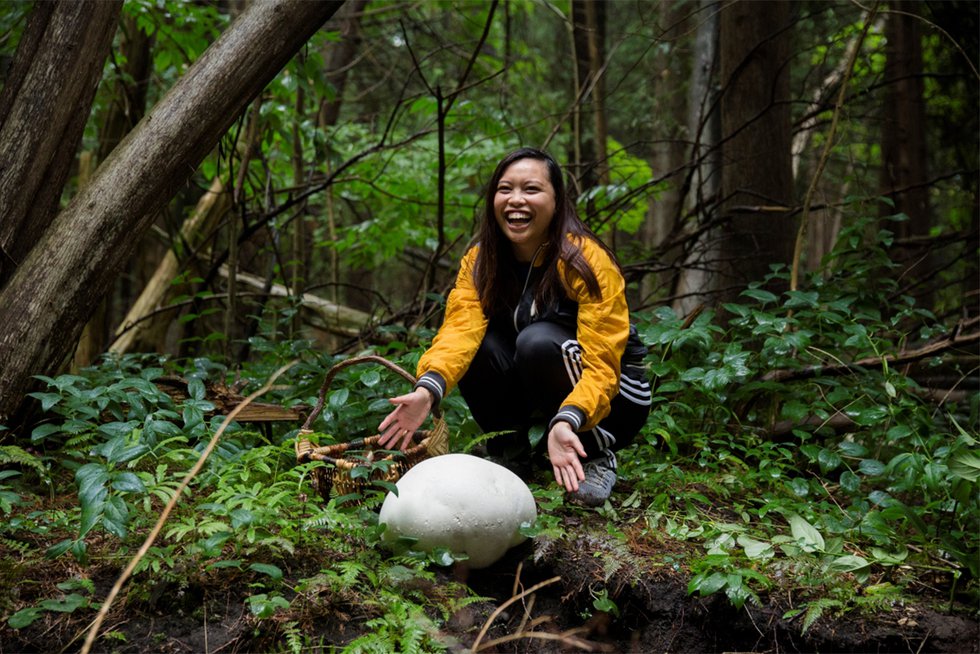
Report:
458,320,651,469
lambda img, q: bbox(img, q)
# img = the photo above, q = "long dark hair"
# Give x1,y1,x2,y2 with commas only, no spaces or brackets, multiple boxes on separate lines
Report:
472,147,618,317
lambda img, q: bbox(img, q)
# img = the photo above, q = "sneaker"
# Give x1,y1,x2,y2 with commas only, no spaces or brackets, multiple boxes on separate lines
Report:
568,458,616,507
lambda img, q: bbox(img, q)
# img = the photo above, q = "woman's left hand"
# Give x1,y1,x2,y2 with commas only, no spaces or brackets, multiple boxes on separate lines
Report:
547,421,586,492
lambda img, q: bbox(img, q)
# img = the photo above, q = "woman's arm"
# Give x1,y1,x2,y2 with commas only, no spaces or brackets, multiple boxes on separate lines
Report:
551,237,630,432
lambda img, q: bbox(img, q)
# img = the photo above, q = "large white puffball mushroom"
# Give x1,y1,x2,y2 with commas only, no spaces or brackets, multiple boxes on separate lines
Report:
379,453,537,569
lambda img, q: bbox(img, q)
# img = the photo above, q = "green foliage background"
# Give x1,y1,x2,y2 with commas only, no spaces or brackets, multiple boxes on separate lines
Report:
0,1,977,651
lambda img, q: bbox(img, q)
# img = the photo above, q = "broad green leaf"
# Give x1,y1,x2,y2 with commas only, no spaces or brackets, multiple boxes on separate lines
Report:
817,448,842,473
39,593,88,613
837,440,867,457
249,562,283,580
111,472,147,493
187,378,206,401
102,495,129,538
949,450,980,482
737,535,774,561
328,388,350,408
28,392,62,412
8,607,43,629
825,554,870,573
839,470,860,493
689,571,727,596
31,422,63,441
788,514,825,552
741,288,779,304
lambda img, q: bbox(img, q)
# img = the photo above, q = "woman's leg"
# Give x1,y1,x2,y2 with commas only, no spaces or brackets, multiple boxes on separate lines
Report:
457,324,534,459
515,321,652,504
514,321,651,459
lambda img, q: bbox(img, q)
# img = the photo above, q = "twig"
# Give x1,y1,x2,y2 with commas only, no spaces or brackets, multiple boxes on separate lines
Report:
790,1,879,293
79,361,298,654
475,627,612,652
762,324,979,383
470,575,561,651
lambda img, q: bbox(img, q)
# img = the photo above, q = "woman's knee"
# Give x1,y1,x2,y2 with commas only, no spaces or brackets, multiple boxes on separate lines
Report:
515,321,574,368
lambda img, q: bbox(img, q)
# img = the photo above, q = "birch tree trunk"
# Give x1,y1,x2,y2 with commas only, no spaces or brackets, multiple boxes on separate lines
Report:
0,0,342,424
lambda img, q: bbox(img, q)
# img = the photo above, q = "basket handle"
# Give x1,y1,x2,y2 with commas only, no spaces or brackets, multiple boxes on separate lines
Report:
300,354,440,431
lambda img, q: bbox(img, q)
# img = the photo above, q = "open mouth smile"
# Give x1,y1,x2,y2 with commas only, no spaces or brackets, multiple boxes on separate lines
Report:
506,211,531,225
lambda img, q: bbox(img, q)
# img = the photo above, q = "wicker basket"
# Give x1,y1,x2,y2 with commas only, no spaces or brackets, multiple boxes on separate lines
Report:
294,355,449,502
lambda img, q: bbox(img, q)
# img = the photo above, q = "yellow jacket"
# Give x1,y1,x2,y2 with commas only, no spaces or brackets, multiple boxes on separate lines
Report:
415,235,631,431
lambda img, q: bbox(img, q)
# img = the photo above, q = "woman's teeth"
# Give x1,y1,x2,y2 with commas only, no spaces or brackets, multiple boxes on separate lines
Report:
507,212,531,224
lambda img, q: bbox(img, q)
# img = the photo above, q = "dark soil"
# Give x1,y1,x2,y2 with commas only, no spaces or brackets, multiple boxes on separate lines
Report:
2,510,977,654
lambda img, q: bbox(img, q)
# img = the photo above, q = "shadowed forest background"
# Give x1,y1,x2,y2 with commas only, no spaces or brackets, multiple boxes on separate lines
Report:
0,1,977,652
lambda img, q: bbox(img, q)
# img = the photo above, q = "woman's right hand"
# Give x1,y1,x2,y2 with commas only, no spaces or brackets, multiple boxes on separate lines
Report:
377,387,434,451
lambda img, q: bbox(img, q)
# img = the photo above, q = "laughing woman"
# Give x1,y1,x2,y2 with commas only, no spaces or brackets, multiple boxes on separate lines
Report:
377,148,651,506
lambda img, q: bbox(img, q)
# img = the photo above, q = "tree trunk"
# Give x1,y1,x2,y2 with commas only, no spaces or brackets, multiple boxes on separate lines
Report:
0,0,342,425
880,0,932,304
640,0,689,302
0,1,123,286
571,0,605,195
716,0,795,297
673,0,721,317
74,12,157,368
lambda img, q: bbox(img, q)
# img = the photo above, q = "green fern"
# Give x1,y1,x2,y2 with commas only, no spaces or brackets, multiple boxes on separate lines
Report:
0,445,48,483
801,597,843,634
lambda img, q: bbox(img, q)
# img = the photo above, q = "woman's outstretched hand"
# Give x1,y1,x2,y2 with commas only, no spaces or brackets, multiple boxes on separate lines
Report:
377,388,434,451
548,421,586,492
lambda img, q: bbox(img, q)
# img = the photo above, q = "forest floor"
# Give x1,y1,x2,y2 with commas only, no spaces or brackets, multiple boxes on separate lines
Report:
2,482,977,654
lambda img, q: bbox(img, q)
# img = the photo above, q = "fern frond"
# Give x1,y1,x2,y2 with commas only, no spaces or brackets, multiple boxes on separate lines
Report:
801,597,842,634
0,445,48,482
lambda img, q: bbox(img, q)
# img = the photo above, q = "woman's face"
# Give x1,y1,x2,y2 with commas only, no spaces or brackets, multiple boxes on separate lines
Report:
492,158,556,262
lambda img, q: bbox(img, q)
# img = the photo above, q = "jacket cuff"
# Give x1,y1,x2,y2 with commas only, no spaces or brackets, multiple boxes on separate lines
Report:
415,371,445,412
549,406,585,432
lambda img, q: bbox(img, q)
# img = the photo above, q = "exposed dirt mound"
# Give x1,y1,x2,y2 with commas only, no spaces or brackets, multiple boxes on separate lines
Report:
2,512,976,653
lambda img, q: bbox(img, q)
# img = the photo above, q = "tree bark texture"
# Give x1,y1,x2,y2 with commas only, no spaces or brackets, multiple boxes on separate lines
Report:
673,0,721,316
74,13,157,367
717,0,795,295
0,1,123,286
571,0,605,193
880,1,935,307
880,0,930,238
0,0,343,424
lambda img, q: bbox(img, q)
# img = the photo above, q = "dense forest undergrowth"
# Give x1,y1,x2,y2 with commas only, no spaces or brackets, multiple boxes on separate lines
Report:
1,218,977,653
1,0,978,652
